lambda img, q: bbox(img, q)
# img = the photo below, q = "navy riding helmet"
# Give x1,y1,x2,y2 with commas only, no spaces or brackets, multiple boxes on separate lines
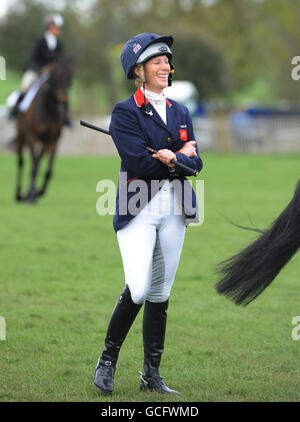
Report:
121,32,175,86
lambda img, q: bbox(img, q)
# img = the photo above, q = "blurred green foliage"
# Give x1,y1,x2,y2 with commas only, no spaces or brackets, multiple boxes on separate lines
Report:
1,0,300,113
172,33,232,99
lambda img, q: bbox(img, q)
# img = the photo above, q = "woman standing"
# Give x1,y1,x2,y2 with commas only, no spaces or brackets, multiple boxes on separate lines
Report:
93,33,203,395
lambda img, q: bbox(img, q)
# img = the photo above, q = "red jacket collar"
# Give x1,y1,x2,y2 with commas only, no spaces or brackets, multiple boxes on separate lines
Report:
134,87,172,108
134,87,149,108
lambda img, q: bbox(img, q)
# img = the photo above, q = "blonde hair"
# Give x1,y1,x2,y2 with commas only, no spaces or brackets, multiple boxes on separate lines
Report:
134,63,145,87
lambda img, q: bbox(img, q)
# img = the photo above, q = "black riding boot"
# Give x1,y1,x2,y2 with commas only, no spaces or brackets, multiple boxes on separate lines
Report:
140,299,179,395
93,285,142,394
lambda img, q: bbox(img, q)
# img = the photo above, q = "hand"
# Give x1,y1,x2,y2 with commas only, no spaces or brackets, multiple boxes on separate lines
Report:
152,149,176,168
178,141,197,157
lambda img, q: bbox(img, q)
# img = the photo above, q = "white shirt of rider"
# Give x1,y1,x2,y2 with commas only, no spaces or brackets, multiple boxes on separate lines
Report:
142,87,167,125
44,31,57,51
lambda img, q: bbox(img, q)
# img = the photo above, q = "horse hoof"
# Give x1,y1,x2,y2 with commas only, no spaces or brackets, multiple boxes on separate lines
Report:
20,194,37,204
36,190,45,198
26,197,37,204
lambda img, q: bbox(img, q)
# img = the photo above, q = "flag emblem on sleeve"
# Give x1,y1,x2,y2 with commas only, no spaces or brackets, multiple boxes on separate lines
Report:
179,129,188,141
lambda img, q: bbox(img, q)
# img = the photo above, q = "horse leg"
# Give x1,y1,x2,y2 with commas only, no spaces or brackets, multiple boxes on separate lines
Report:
15,145,24,201
15,126,26,202
37,143,57,198
25,144,44,202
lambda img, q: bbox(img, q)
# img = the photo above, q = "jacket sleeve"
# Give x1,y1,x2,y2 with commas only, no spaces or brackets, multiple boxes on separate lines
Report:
109,103,172,179
174,108,203,176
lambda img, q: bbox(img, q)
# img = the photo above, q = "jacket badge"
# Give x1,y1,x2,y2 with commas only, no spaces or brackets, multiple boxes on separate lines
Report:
179,129,188,141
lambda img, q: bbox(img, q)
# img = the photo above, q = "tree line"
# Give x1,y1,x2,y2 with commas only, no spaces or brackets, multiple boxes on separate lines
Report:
0,0,299,111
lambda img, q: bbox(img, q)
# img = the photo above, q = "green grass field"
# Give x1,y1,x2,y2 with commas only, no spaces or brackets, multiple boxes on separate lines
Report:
0,151,299,402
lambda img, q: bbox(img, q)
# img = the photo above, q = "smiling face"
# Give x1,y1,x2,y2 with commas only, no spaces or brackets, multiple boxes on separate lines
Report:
135,55,171,93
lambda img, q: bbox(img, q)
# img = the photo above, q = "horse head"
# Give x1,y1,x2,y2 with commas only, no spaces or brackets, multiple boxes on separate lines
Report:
47,54,74,105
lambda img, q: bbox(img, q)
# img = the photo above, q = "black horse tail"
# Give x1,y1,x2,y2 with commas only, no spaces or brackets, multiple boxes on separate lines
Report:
215,179,300,306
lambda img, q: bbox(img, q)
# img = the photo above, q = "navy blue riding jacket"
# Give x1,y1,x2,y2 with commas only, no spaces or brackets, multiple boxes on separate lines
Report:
109,87,203,231
27,35,64,71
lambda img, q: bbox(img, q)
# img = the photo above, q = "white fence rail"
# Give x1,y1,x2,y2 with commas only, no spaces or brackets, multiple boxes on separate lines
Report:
1,110,300,154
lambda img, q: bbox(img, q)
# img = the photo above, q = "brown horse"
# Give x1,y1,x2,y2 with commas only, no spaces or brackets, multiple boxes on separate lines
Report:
15,55,73,203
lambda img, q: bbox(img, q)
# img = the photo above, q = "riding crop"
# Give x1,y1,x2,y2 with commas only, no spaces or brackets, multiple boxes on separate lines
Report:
80,120,199,177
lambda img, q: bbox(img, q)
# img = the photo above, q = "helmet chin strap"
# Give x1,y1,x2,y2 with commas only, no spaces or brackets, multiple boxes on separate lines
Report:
168,65,174,86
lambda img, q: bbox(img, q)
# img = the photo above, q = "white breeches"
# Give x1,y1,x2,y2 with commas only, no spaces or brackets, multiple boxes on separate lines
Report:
117,180,186,304
20,70,39,93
